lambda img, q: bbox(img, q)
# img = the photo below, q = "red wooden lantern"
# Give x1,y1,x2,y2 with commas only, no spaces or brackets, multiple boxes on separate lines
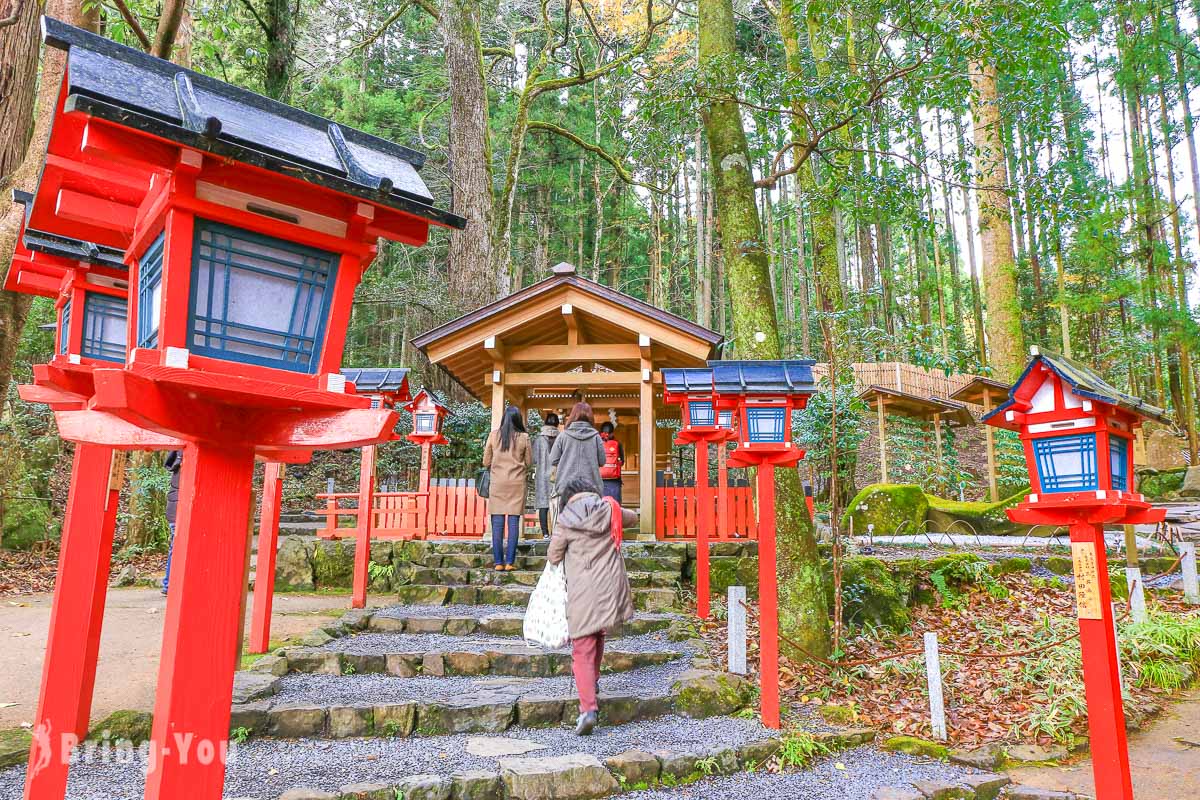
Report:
985,349,1166,800
16,18,464,800
406,387,451,446
709,359,817,731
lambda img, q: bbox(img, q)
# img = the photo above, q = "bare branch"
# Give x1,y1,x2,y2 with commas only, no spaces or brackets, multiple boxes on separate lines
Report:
110,0,152,50
412,0,440,19
0,0,25,29
234,0,271,36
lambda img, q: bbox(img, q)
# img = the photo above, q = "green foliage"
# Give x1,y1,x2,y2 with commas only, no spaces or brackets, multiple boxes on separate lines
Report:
774,732,830,769
230,726,251,745
928,554,1009,608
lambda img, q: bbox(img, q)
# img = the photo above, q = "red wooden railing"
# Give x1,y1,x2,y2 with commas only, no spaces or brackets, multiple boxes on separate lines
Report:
655,484,756,540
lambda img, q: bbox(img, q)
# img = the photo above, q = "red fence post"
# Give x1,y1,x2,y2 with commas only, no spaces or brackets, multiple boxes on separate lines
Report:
717,442,729,538
249,462,284,654
144,443,255,800
695,442,711,619
23,444,120,800
352,445,377,608
1070,522,1134,800
757,464,780,729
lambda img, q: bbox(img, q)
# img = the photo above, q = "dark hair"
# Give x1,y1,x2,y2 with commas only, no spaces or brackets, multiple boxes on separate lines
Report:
599,421,614,435
558,477,598,511
498,405,526,452
566,401,594,426
544,412,560,427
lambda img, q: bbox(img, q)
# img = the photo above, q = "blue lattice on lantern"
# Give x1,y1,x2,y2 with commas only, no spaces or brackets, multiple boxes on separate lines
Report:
81,294,127,362
718,409,733,429
746,407,787,443
1032,433,1098,493
688,401,715,427
415,413,437,433
1110,435,1129,492
188,219,338,374
137,233,165,349
59,300,71,355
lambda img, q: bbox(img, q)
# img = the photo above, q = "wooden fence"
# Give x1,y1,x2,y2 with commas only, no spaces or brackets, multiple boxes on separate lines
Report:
812,361,982,410
655,479,756,540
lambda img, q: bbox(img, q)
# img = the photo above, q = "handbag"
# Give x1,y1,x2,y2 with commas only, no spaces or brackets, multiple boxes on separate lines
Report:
476,468,491,499
523,562,570,649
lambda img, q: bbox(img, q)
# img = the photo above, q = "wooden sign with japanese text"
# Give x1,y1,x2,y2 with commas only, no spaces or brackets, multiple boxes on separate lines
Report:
1071,542,1103,620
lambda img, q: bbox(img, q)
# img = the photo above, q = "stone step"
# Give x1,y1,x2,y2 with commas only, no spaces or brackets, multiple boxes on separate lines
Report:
422,553,685,574
393,583,679,612
363,608,677,638
397,567,679,590
276,633,683,678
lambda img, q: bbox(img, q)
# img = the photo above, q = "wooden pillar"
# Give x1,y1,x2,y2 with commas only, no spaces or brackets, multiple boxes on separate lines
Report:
417,442,433,539
352,445,377,609
982,391,999,502
877,395,889,483
717,440,730,537
489,366,505,429
249,462,284,654
695,441,711,619
639,356,655,535
932,413,943,475
757,464,780,729
144,443,256,800
23,445,121,800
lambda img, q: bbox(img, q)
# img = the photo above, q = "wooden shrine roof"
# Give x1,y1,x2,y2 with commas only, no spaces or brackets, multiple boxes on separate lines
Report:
340,367,411,398
949,376,1010,407
11,190,124,269
709,360,817,395
42,17,464,230
412,264,722,404
859,385,975,426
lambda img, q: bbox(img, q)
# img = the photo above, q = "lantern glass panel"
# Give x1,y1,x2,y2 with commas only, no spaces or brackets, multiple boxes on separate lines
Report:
189,220,338,374
718,409,732,429
415,412,437,433
688,401,715,427
746,407,787,443
137,233,165,349
1109,435,1129,492
81,294,127,362
59,300,72,355
1032,433,1098,493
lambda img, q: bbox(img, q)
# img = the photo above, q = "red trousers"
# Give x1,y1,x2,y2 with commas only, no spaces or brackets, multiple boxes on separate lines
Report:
571,631,606,713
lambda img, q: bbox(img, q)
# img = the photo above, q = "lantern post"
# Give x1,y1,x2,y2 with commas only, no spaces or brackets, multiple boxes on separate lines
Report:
710,360,816,730
984,348,1165,800
15,19,464,800
662,368,736,619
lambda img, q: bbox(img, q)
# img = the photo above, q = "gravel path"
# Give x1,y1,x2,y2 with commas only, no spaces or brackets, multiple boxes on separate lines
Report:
623,746,984,800
0,716,775,800
369,604,680,622
267,659,691,706
321,631,691,657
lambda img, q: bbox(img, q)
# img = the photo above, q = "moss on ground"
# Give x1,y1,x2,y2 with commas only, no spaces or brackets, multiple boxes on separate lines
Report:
0,728,31,769
1137,467,1186,500
834,556,912,631
87,710,153,745
841,484,929,536
882,735,949,759
925,488,1029,536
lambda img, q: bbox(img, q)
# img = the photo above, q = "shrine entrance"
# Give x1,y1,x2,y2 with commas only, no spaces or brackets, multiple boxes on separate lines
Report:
412,262,723,537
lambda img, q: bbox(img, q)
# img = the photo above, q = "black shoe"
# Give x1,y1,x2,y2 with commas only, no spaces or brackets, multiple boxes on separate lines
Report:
575,711,598,736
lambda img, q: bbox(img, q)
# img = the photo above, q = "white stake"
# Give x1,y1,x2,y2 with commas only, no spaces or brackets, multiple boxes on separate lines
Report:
1112,602,1125,695
923,632,946,741
1125,567,1147,623
1181,542,1200,605
727,585,747,675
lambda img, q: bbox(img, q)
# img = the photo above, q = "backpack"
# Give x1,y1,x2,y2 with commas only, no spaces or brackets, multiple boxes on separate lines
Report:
600,437,622,480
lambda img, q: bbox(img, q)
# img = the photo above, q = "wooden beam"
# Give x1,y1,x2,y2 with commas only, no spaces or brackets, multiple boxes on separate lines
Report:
562,304,579,346
507,343,640,362
639,354,655,536
488,368,505,428
506,371,645,387
55,188,137,233
484,335,505,361
639,333,652,360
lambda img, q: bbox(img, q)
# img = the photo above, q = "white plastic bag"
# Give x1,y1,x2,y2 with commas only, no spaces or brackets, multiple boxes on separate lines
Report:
523,562,570,649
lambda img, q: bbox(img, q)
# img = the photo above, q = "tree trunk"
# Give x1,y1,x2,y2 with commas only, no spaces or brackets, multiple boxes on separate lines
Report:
968,59,1023,379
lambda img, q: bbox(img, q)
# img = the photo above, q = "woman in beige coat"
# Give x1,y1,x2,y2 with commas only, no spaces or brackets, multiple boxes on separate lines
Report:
548,476,637,735
483,406,532,570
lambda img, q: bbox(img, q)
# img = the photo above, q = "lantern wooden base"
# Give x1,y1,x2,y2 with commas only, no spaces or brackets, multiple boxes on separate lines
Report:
23,444,120,800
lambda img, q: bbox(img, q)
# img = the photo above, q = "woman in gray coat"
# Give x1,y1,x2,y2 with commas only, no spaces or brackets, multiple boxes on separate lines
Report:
532,412,560,538
548,476,637,736
549,402,605,497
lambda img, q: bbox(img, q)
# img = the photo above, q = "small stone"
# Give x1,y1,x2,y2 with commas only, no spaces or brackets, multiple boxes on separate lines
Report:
418,699,514,735
869,788,924,800
702,746,739,775
445,652,492,676
956,773,1010,800
249,654,289,677
342,653,386,674
1002,788,1077,800
394,774,452,800
451,770,502,800
515,696,567,728
395,585,451,605
949,742,1005,770
445,617,479,636
909,780,971,800
303,629,335,647
279,789,336,800
112,564,137,587
329,705,373,738
736,738,781,767
597,694,640,727
231,672,279,704
386,653,422,677
408,617,448,634
341,609,372,631
338,782,392,800
602,652,637,673
604,750,659,785
285,648,342,675
464,736,548,758
228,702,269,735
368,616,406,633
422,652,447,676
500,753,619,800
1005,744,1069,764
670,670,751,718
373,703,417,737
479,615,523,636
268,705,327,738
883,736,949,760
654,750,699,780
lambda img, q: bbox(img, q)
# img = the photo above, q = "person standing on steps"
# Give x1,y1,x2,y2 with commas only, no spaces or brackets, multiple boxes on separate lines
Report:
598,421,624,504
548,476,638,736
160,449,183,595
483,406,532,571
549,401,605,497
532,412,561,539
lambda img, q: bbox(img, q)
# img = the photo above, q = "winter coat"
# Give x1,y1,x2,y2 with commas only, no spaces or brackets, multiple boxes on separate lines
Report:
483,430,532,516
547,492,638,638
548,422,605,497
164,450,183,526
532,426,560,509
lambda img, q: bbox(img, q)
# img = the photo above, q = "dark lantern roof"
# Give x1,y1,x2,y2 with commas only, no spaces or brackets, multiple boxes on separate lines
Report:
12,190,125,269
408,387,451,413
662,368,715,395
707,360,818,395
982,351,1170,427
340,367,411,398
42,17,465,230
